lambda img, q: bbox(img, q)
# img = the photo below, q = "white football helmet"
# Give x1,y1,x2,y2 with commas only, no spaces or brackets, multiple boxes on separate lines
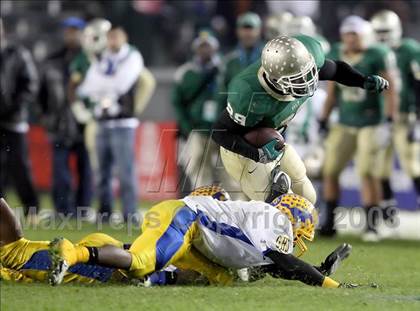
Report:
370,10,402,47
340,15,374,49
261,36,319,97
287,16,316,37
264,12,293,40
82,18,111,56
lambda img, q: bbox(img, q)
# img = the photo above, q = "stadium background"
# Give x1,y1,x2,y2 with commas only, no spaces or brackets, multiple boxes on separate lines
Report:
1,1,420,310
2,0,419,208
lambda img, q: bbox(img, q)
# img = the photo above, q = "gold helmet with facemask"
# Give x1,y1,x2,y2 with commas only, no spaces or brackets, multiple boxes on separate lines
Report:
260,36,319,98
189,185,231,201
271,193,318,256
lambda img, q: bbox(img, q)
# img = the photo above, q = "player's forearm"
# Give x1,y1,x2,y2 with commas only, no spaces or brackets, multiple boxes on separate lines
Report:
212,110,260,161
266,251,339,288
319,59,366,88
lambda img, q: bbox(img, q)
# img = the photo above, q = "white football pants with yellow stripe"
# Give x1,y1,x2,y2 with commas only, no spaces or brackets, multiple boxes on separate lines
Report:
220,144,317,204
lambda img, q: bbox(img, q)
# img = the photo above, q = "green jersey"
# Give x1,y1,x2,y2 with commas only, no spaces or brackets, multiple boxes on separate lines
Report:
226,35,325,129
394,38,420,113
69,51,91,83
172,61,221,135
328,43,391,127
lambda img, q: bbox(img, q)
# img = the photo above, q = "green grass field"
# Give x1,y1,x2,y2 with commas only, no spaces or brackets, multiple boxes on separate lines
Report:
1,195,420,311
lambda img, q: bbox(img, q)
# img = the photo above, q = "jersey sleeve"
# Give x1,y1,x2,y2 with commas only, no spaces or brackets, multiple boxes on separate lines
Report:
294,34,326,69
226,78,264,127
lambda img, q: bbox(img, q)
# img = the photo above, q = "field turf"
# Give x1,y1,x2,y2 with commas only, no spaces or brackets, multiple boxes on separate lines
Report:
1,196,420,311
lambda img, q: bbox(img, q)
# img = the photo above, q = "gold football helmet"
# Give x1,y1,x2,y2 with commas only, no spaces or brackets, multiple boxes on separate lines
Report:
189,185,231,201
261,36,319,97
271,193,318,256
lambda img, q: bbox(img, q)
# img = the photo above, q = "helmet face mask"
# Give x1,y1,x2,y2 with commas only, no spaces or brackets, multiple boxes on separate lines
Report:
261,36,319,98
270,193,318,256
266,56,318,98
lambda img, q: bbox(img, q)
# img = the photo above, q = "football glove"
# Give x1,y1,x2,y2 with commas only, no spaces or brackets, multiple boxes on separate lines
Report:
375,121,393,149
315,243,352,276
258,139,284,164
364,75,389,93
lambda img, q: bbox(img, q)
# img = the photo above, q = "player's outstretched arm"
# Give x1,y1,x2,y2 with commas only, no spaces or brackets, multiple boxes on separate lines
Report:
319,59,389,93
264,250,341,288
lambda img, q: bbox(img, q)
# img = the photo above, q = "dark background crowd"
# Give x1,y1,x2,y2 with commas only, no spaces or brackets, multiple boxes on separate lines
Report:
1,0,419,224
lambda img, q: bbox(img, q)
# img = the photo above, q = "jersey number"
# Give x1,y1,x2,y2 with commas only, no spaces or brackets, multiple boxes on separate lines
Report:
340,85,367,102
275,235,290,253
227,102,247,126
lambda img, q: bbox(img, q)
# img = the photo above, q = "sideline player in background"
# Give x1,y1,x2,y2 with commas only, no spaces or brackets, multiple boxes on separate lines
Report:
172,31,222,188
370,10,420,213
319,16,397,240
211,32,389,205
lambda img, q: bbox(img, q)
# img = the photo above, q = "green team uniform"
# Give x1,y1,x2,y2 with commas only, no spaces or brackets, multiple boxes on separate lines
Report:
69,51,91,82
393,38,420,113
226,35,325,129
172,61,221,136
327,43,391,127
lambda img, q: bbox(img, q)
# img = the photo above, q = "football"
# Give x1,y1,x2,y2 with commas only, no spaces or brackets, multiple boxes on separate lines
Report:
244,127,285,149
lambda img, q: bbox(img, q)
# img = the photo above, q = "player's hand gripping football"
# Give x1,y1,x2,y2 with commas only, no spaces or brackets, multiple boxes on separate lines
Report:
364,75,389,93
258,140,284,164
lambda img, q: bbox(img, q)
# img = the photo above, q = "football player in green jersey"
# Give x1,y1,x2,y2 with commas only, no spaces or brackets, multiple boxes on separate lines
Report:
212,22,389,206
319,16,398,240
371,10,420,212
172,31,225,188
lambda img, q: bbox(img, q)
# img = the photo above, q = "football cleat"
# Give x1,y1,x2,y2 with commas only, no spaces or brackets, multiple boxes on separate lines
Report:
265,168,291,203
47,237,74,285
316,243,352,276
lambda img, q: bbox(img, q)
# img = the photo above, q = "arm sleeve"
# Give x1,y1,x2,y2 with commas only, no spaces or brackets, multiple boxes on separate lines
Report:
264,250,326,286
319,59,366,88
212,109,260,161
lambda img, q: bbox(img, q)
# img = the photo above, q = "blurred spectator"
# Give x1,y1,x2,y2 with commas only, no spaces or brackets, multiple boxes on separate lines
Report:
77,26,143,222
0,18,39,216
172,31,222,188
38,17,93,217
218,12,263,107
